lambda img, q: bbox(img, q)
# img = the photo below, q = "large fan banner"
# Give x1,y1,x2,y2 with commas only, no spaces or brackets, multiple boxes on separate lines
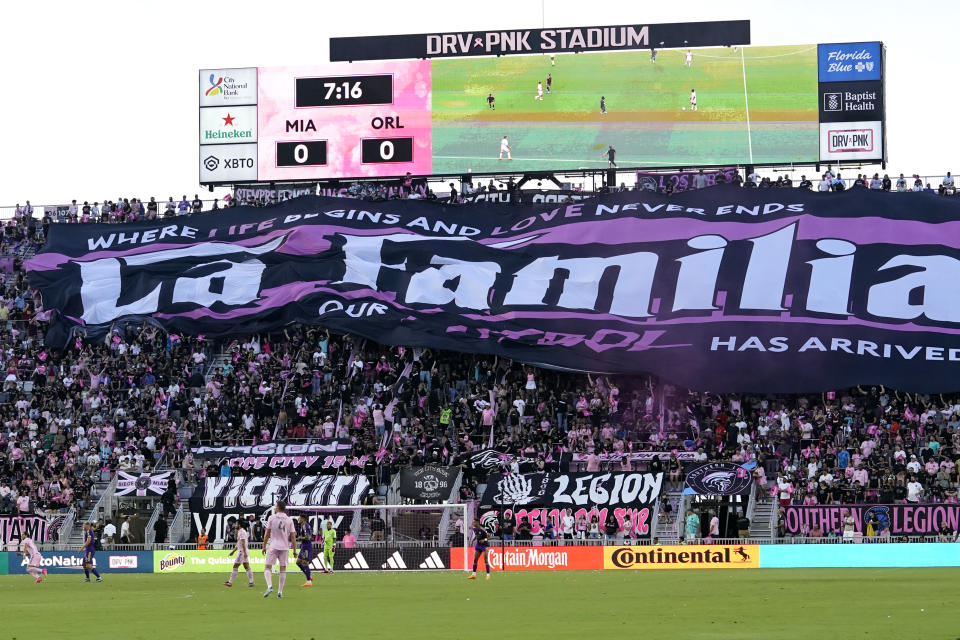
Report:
26,187,960,392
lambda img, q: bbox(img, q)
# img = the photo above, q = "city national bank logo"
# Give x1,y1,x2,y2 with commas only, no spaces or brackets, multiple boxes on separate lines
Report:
204,73,249,98
159,552,186,571
205,74,223,96
610,546,753,568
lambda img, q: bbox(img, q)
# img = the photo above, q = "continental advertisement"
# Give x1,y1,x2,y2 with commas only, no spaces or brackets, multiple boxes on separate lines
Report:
154,549,295,574
605,545,760,570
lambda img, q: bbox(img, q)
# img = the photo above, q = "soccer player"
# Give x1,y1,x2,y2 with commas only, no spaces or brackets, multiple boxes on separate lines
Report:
467,518,491,580
650,47,657,63
498,136,512,161
79,522,102,582
486,93,495,110
20,537,45,583
550,54,555,66
534,81,543,101
689,89,697,112
224,519,254,588
685,49,693,67
321,520,337,574
600,96,606,115
295,514,313,586
546,74,552,94
262,500,296,599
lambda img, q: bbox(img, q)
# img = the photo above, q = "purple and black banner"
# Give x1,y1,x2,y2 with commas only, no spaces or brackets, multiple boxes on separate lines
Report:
782,504,960,537
27,187,960,392
190,441,357,474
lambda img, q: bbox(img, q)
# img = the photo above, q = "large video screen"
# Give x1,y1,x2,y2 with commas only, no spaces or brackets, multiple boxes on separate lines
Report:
430,44,818,172
199,43,870,184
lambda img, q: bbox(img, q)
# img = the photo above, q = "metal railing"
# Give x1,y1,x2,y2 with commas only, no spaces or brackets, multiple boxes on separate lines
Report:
436,470,463,544
56,507,76,551
169,503,187,544
89,473,118,525
144,503,164,546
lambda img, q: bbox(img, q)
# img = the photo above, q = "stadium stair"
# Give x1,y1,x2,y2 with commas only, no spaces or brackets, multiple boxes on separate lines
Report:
204,348,232,382
64,475,114,546
748,498,776,540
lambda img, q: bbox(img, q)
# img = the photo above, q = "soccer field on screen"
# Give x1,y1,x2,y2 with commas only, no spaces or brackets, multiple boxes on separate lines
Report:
3,568,957,639
431,45,818,174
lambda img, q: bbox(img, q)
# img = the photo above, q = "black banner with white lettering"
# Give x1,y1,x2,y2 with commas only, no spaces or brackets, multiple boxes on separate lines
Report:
399,466,458,501
463,449,541,476
479,472,663,509
28,188,960,392
330,21,750,61
234,183,316,204
478,472,663,540
188,475,369,542
190,441,356,474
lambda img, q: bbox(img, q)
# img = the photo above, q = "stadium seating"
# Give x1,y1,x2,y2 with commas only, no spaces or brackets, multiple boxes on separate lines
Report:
1,187,958,549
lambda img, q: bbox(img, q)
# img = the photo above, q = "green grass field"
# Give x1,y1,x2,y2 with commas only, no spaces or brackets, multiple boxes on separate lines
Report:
3,568,958,639
431,46,818,173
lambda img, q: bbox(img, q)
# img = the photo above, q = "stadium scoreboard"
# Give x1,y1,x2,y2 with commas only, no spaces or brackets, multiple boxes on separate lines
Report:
199,63,431,184
200,35,884,184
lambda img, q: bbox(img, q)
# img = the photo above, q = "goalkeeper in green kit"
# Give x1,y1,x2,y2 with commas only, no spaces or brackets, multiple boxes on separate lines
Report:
322,520,337,574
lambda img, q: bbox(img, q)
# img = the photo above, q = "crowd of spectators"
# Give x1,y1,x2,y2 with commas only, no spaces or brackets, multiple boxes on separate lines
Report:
0,188,958,546
8,167,957,220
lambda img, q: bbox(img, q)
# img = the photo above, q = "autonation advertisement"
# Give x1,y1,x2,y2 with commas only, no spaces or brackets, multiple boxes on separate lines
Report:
7,551,154,574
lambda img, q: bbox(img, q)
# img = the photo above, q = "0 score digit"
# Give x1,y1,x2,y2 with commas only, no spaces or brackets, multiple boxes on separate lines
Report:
276,140,328,167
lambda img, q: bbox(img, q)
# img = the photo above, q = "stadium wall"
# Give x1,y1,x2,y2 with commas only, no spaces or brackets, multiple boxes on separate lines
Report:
449,544,960,571
3,545,959,573
758,543,960,569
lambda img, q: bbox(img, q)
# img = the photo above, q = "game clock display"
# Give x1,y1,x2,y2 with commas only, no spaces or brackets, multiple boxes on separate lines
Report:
295,75,393,107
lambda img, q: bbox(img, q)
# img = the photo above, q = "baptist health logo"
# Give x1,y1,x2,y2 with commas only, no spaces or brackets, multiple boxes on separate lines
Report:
824,92,841,112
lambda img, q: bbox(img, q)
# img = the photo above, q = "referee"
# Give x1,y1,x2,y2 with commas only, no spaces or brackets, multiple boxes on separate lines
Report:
603,145,617,168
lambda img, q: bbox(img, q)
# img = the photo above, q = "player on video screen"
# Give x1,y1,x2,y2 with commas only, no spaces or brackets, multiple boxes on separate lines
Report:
498,136,512,161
